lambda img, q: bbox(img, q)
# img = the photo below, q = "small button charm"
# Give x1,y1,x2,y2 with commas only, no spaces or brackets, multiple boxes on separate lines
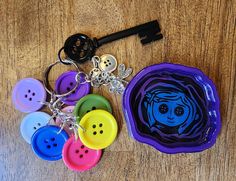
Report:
31,125,69,161
55,71,90,105
78,110,118,149
12,78,47,113
20,112,50,144
74,94,112,122
62,136,102,172
98,54,117,73
54,106,75,135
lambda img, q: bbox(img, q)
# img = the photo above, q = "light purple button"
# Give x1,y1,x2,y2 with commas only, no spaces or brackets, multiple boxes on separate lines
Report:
55,71,90,105
12,78,47,113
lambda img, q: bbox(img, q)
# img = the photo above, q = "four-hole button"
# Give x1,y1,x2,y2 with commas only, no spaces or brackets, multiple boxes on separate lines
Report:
62,136,102,172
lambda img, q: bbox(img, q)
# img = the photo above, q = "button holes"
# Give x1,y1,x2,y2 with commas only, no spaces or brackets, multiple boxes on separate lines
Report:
47,145,51,149
109,63,112,65
67,87,70,91
79,154,83,158
70,82,74,86
85,150,88,154
75,39,80,46
81,145,85,149
28,90,31,93
86,110,90,113
93,131,97,135
37,123,41,126
100,130,103,134
92,124,96,128
32,92,35,96
107,59,110,62
92,106,96,110
99,123,103,127
29,98,32,101
80,51,85,58
33,127,37,130
51,138,55,141
104,61,107,64
53,143,57,147
75,150,79,153
25,95,28,98
106,65,108,67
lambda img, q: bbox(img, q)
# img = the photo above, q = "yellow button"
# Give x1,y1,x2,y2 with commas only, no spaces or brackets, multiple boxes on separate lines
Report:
78,110,118,149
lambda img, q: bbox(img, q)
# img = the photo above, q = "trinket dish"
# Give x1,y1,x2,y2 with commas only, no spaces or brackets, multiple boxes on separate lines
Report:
123,63,221,153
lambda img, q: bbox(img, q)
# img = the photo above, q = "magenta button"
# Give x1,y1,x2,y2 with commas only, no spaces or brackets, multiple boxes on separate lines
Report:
55,71,90,105
62,136,102,172
12,78,47,113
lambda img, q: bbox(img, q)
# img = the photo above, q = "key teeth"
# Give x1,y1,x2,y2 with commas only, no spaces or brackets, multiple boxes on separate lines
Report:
138,26,161,38
138,21,163,44
141,33,163,45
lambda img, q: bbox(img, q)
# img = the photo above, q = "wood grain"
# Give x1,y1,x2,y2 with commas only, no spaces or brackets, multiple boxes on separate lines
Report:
0,0,235,180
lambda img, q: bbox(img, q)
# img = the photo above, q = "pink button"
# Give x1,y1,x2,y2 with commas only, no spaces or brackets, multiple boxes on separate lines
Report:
54,106,75,136
62,136,102,172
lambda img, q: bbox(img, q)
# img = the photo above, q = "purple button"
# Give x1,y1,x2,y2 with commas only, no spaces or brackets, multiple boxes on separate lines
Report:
12,78,47,113
55,71,90,105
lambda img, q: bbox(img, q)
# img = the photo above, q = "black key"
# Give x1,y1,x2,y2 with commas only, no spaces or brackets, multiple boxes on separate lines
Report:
61,20,163,64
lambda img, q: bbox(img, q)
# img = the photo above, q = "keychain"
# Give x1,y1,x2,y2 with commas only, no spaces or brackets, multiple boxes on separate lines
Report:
12,20,165,171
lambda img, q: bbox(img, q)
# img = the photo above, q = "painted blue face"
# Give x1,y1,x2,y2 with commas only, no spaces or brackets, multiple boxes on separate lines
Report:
152,98,190,127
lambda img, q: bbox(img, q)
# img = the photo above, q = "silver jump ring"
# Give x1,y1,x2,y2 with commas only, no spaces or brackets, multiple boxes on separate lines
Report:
43,59,81,98
76,72,91,84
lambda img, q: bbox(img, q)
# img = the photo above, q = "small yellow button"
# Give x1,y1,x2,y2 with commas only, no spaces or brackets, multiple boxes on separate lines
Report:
78,110,118,149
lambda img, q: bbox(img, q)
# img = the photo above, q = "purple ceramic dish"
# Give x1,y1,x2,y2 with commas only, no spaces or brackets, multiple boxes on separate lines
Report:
122,63,221,154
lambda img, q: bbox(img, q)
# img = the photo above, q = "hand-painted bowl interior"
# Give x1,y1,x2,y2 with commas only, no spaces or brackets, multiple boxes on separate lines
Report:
123,63,221,153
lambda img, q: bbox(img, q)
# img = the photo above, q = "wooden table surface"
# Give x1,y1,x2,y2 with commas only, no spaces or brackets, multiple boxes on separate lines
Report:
0,0,235,181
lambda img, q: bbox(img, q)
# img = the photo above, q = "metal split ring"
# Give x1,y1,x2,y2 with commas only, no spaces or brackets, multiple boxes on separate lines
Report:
43,59,81,98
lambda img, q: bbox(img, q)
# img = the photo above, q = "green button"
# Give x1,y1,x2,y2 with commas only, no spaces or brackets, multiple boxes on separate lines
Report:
74,94,112,122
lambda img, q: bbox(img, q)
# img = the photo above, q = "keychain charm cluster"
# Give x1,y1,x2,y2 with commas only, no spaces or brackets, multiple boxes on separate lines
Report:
88,54,132,94
12,58,118,172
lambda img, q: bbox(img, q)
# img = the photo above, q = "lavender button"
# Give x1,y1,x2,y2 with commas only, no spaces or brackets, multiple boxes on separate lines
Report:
55,71,90,105
12,78,47,113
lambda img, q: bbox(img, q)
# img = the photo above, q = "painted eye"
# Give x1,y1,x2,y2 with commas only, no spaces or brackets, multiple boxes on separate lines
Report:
174,106,184,116
159,104,168,114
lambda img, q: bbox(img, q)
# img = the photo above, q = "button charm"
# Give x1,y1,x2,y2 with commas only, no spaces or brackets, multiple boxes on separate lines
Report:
31,125,69,161
12,78,47,113
55,71,90,105
78,110,118,149
62,136,102,172
98,54,117,73
74,94,112,122
20,112,50,144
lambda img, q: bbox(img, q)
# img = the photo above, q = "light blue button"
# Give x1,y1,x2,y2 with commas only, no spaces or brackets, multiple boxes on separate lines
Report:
20,112,50,144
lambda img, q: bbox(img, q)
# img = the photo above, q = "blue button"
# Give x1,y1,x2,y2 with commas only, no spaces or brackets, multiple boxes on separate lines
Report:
31,125,69,161
20,112,50,144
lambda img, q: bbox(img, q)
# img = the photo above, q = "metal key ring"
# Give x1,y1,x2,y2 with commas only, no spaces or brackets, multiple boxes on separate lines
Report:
43,59,81,98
